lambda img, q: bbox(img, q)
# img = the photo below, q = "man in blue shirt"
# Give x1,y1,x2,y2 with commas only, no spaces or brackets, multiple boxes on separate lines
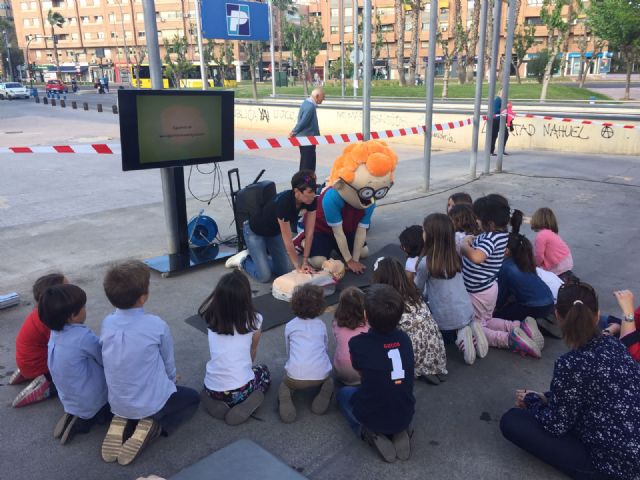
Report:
490,89,503,156
289,88,325,172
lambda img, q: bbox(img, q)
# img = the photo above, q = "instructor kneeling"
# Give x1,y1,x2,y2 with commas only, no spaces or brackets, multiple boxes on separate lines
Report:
226,170,317,283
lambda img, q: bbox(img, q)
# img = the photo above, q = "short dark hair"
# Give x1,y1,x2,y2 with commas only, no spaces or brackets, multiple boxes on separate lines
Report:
38,284,87,331
198,270,258,335
531,207,559,233
473,193,511,231
448,192,472,206
556,282,599,349
291,284,326,319
32,272,66,303
335,287,366,329
399,225,424,258
103,260,150,309
291,169,317,192
364,284,404,334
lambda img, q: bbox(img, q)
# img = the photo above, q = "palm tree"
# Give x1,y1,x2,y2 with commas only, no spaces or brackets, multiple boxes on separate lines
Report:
47,9,65,79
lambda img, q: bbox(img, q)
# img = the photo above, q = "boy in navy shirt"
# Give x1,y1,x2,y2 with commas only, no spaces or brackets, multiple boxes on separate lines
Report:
336,283,415,462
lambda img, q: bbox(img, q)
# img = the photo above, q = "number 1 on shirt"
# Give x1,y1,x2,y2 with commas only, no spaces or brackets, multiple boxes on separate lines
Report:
387,348,405,380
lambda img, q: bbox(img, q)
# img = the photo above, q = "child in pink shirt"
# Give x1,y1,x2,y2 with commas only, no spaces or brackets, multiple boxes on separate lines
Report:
531,207,574,277
332,287,369,385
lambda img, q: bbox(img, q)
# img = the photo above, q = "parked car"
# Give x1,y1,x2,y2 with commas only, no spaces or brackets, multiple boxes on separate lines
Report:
0,82,30,99
45,79,68,94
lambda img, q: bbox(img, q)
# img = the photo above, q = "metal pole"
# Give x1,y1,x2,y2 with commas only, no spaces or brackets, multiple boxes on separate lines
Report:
352,0,358,97
268,0,276,96
117,0,131,85
483,0,502,173
469,0,488,179
3,30,13,81
423,0,438,192
339,0,345,97
142,0,187,256
194,0,208,90
496,0,516,172
362,0,371,139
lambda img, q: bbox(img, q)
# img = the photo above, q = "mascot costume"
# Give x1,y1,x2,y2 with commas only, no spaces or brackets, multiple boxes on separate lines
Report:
309,139,398,272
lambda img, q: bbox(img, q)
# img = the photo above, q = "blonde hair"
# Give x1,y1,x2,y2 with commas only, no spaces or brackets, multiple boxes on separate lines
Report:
531,207,559,233
328,140,398,184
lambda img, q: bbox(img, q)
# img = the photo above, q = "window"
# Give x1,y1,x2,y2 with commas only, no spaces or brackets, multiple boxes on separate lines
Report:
527,0,544,5
331,45,341,52
94,15,103,23
33,18,39,26
23,18,30,26
110,31,117,38
138,31,145,38
97,31,105,39
380,24,394,32
84,32,91,39
525,16,543,25
330,25,338,34
136,12,144,21
344,25,352,33
20,2,28,10
440,23,449,31
345,7,352,16
81,16,89,24
439,8,449,21
42,1,52,7
467,0,474,12
330,8,338,16
71,33,79,40
109,13,116,23
125,31,132,39
30,1,36,8
52,0,63,6
376,7,393,16
123,13,130,21
36,50,42,58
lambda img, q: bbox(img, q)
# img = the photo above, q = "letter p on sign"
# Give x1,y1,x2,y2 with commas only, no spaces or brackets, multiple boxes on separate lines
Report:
226,4,251,37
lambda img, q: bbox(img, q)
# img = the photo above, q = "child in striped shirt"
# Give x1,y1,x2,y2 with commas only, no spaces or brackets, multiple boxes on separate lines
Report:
460,194,542,358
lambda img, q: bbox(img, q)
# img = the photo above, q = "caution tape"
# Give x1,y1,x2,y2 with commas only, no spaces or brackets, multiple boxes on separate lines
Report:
484,112,638,130
0,144,120,154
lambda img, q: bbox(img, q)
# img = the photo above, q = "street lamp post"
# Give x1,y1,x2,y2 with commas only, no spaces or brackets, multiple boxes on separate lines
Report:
2,30,13,82
26,34,50,88
115,0,131,84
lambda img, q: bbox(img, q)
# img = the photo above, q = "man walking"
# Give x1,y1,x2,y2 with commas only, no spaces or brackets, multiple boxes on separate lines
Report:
290,88,325,171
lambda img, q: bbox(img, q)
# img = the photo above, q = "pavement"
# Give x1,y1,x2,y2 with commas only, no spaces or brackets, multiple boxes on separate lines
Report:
1,100,639,480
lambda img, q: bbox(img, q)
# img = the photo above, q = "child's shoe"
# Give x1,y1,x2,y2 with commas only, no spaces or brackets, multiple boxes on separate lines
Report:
392,429,412,461
522,317,545,351
101,416,131,463
278,382,296,423
117,418,162,466
9,368,28,385
12,374,52,408
225,390,264,426
470,322,489,358
311,377,334,415
509,327,542,359
60,416,89,445
536,314,563,339
363,429,396,463
456,326,476,365
423,374,440,385
54,412,75,439
199,390,230,420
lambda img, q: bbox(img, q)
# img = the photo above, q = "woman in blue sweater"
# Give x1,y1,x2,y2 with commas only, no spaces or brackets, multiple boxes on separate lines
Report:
500,281,640,480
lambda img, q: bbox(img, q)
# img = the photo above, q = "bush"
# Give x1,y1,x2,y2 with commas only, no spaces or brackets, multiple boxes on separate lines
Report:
526,50,560,84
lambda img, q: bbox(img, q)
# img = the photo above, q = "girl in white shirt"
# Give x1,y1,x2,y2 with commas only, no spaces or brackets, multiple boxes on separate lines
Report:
279,284,333,423
199,270,270,426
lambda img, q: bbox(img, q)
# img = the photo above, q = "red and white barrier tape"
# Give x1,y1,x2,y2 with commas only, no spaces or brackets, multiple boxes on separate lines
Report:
484,112,638,130
0,144,120,154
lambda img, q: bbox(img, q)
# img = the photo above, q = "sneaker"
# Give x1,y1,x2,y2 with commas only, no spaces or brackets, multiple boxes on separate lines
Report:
60,415,81,445
12,375,52,408
9,369,28,385
225,390,264,426
423,374,440,385
278,382,296,423
522,317,545,351
200,390,230,420
117,418,162,466
536,314,563,339
224,250,249,269
54,412,75,439
456,326,476,365
392,430,411,461
436,373,448,382
101,416,130,463
363,429,396,463
509,327,542,359
311,377,334,415
470,322,489,359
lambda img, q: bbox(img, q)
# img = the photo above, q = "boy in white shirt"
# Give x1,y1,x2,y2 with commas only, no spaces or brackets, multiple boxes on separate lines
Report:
279,284,333,423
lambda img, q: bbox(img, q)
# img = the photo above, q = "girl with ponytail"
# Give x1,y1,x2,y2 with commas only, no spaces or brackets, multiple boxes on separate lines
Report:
501,281,640,480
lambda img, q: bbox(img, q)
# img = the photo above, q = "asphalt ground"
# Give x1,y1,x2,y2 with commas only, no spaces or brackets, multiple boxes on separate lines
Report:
1,100,639,480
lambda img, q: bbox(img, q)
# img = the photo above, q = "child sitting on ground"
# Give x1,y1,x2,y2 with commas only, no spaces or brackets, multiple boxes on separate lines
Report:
448,203,481,255
39,284,111,445
336,283,415,463
603,289,640,362
415,213,487,365
495,210,554,351
446,192,473,213
199,270,270,425
373,256,447,385
332,287,369,386
11,272,66,408
279,284,334,423
460,194,542,358
399,225,424,283
100,260,199,466
530,207,575,282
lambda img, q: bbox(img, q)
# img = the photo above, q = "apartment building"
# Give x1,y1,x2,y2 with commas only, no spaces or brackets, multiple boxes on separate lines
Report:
0,1,12,18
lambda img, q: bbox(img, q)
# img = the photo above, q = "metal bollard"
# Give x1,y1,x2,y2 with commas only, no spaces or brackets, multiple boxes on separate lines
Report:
60,100,66,108
35,96,40,104
112,105,118,114
83,102,88,111
97,104,103,112
43,97,48,104
72,101,77,109
51,99,56,106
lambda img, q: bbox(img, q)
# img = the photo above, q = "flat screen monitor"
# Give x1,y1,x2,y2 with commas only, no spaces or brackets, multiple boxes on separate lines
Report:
118,89,234,171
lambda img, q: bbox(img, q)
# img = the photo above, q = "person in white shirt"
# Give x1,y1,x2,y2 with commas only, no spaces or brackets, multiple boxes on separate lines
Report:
279,284,333,423
198,270,270,426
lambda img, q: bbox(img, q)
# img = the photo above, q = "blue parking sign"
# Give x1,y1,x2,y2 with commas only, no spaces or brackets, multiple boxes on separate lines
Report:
202,0,270,41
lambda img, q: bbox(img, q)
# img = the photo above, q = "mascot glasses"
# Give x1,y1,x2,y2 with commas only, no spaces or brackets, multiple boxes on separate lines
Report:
340,178,394,201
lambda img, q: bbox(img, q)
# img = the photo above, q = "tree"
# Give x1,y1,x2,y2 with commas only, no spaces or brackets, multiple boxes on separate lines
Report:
466,0,481,82
439,34,453,98
394,0,407,85
407,0,422,86
272,0,296,72
131,46,146,89
47,9,65,79
452,0,470,84
163,35,191,88
0,18,24,81
211,41,235,86
527,49,559,83
242,41,263,100
512,24,536,84
578,35,604,88
588,0,640,100
539,0,574,100
373,13,384,61
329,45,354,80
285,16,323,96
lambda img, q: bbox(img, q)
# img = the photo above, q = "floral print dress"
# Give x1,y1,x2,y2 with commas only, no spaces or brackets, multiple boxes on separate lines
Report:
399,300,448,377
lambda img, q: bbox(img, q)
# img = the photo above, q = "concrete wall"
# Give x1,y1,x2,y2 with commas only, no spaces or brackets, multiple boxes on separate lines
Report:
234,103,640,156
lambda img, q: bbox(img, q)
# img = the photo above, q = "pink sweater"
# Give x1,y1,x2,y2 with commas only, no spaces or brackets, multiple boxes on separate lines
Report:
534,228,573,274
332,320,369,385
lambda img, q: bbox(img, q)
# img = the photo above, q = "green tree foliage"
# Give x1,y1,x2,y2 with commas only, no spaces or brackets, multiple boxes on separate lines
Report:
242,41,264,100
512,24,536,84
47,9,65,78
0,18,24,81
329,45,354,80
539,0,575,100
163,35,191,88
285,17,323,96
527,50,560,83
588,0,640,100
272,0,296,71
131,46,146,89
